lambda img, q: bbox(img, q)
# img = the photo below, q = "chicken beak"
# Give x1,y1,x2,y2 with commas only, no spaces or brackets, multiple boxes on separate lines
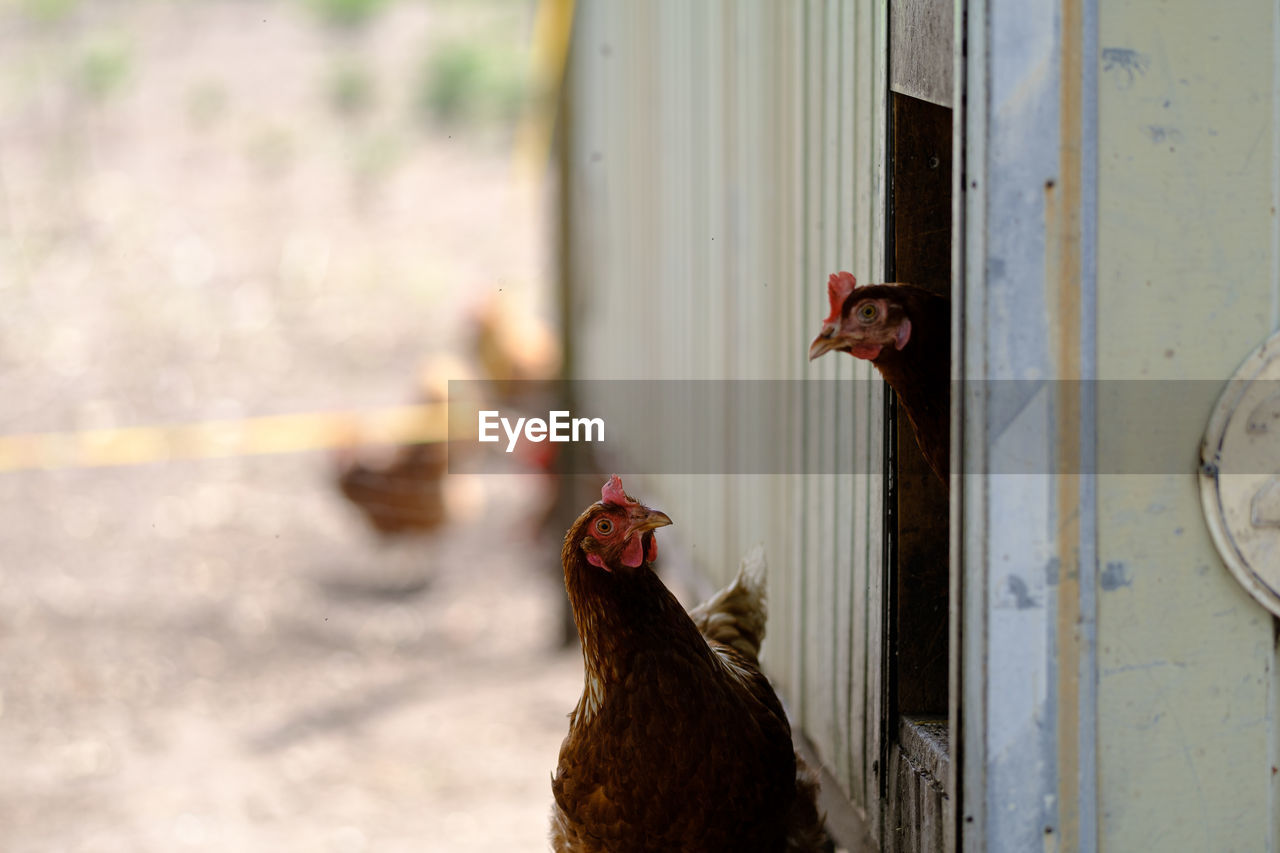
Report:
627,507,673,535
808,327,841,361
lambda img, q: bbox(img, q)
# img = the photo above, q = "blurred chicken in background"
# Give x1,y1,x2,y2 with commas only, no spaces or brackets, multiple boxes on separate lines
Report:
469,289,561,406
332,354,474,540
327,293,587,642
0,0,578,847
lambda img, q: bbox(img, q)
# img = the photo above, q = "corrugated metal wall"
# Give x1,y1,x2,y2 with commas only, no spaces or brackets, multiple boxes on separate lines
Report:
561,0,888,821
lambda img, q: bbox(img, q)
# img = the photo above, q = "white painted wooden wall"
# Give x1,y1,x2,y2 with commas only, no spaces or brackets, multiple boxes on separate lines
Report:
561,0,888,826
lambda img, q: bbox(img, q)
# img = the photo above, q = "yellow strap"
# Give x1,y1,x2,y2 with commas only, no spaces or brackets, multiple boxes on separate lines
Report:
0,403,465,472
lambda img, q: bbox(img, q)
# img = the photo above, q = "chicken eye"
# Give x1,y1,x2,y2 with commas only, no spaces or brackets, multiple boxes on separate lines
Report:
595,518,613,535
857,303,878,322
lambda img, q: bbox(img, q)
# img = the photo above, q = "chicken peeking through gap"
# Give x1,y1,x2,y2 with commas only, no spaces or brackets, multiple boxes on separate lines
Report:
550,475,828,853
809,271,951,484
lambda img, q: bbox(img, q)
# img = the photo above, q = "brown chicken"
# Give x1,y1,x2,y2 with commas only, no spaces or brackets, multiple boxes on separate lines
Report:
808,271,950,483
550,476,827,853
334,440,449,537
335,287,560,536
469,291,560,406
331,358,458,539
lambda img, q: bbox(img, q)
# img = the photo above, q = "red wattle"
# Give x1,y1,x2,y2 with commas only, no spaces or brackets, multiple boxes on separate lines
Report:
620,535,644,568
646,535,657,563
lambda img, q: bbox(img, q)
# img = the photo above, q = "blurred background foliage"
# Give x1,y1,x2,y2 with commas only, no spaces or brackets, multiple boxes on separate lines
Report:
415,40,526,126
0,0,548,430
9,0,533,136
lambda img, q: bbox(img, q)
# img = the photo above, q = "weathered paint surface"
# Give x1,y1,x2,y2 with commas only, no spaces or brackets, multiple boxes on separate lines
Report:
562,0,888,830
890,0,953,108
1096,3,1280,850
959,0,1074,849
887,718,949,853
965,0,1280,849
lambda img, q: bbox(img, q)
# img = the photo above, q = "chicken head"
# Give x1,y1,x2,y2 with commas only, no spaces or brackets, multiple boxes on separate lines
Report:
574,475,671,572
808,271,913,362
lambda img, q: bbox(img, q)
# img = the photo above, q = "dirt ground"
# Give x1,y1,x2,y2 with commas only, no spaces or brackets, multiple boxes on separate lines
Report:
0,2,583,850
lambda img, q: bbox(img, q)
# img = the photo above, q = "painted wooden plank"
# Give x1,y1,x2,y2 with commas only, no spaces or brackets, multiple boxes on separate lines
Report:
642,2,690,596
829,0,856,799
960,0,1063,849
779,0,807,712
889,0,953,108
843,0,865,805
658,0,691,383
957,0,990,844
799,0,823,738
754,5,795,645
679,0,712,590
861,5,888,834
662,0,696,583
730,5,779,605
800,0,842,778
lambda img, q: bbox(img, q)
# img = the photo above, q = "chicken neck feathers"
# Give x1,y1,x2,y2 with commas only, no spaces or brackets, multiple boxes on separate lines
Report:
863,285,950,482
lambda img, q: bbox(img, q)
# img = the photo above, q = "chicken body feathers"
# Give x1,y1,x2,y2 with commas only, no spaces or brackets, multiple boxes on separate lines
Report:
551,528,827,853
688,543,768,663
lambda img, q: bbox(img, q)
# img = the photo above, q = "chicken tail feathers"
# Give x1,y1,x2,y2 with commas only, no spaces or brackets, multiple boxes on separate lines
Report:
689,543,769,663
787,753,835,853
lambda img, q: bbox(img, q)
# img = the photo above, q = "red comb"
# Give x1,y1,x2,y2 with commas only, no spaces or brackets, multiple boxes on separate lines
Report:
824,271,858,323
602,474,629,506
